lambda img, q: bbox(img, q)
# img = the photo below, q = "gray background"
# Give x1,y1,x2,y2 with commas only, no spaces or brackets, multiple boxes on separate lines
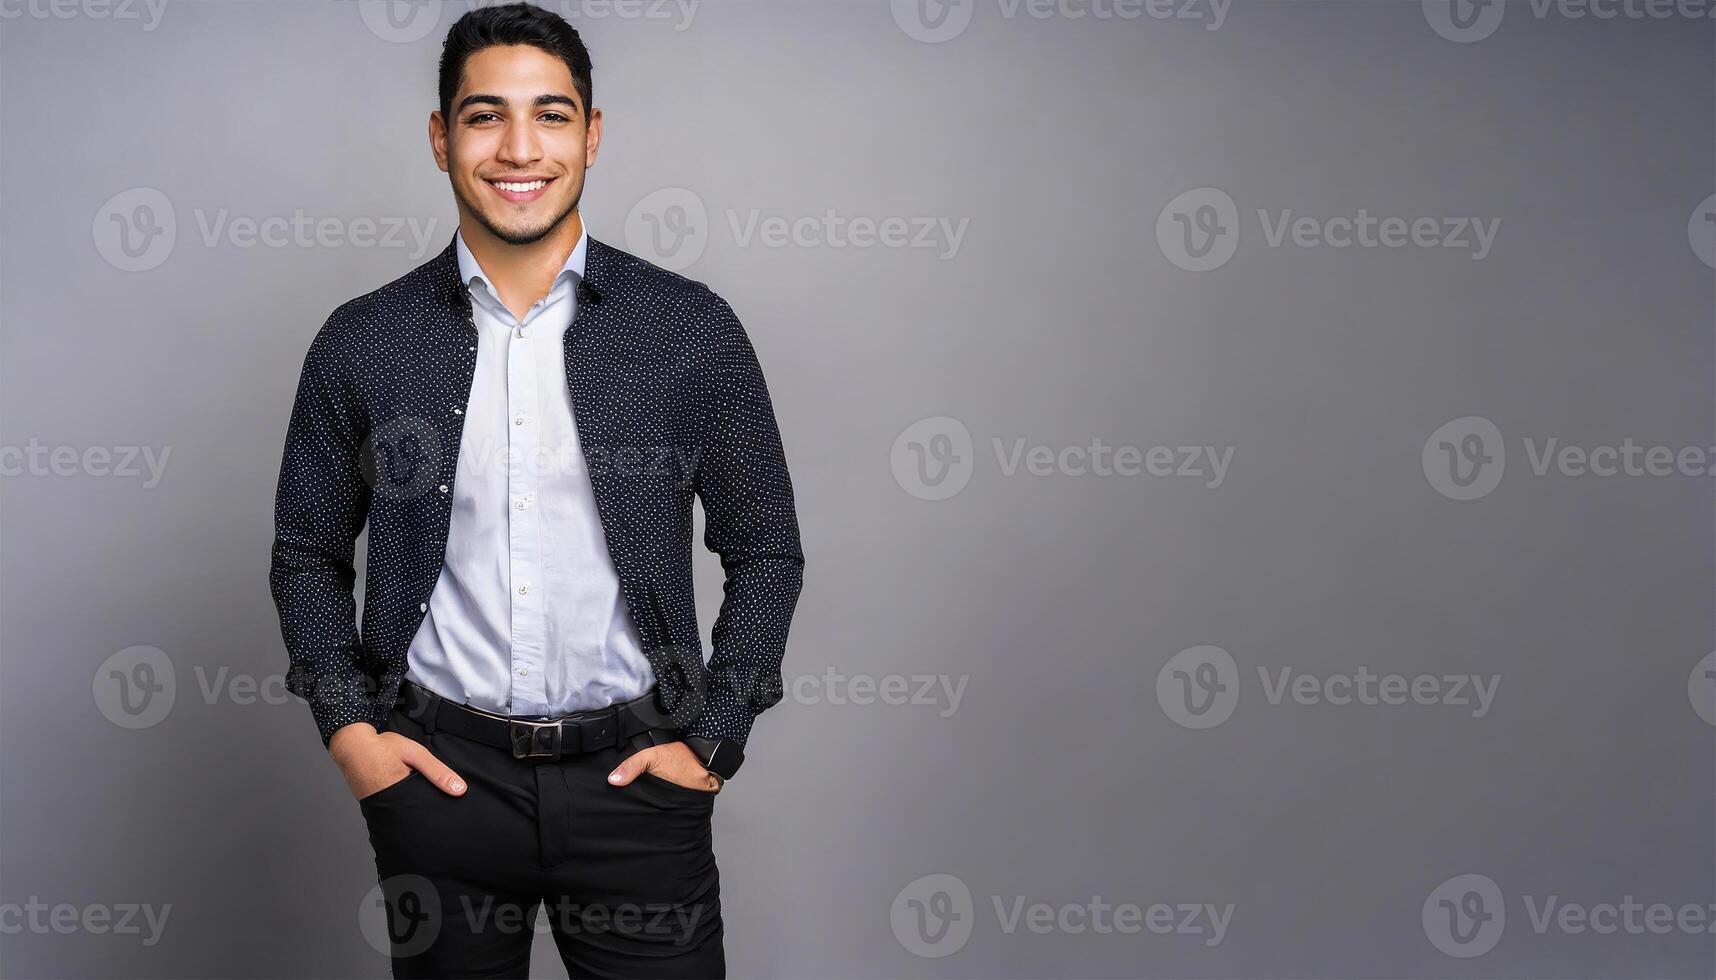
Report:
1,0,1712,976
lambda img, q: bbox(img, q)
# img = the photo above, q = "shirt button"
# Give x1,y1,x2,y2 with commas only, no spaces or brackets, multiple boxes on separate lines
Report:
513,415,526,427
452,407,463,415
419,603,427,613
517,582,531,596
514,496,530,510
516,666,529,676
439,484,449,493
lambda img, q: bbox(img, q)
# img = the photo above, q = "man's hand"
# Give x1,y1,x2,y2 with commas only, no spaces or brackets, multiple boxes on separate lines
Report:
607,741,721,793
329,722,468,801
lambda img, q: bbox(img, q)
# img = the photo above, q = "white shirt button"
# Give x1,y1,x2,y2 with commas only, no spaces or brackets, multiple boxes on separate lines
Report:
453,407,463,415
513,415,527,427
439,484,449,493
516,666,529,676
517,582,531,596
419,603,428,613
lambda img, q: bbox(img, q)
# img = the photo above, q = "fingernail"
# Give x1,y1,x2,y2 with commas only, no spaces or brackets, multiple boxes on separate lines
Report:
608,771,622,783
449,779,465,793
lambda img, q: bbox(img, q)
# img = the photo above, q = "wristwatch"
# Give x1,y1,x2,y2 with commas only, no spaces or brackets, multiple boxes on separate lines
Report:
683,735,744,781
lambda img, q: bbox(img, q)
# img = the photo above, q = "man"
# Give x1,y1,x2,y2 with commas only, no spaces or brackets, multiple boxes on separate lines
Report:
267,4,805,976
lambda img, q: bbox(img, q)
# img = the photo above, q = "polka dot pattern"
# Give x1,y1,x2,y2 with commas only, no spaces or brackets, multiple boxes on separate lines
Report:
269,233,805,757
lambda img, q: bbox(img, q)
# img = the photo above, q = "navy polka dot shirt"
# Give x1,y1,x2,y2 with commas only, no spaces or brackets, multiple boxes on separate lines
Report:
268,233,806,763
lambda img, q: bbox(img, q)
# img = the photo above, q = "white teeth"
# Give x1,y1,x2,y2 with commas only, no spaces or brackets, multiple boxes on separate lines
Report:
492,179,548,193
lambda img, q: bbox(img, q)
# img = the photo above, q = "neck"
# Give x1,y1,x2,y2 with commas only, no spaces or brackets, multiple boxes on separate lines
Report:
457,210,584,318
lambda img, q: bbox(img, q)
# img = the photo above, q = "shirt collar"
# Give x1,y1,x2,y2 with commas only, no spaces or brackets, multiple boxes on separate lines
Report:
454,223,588,300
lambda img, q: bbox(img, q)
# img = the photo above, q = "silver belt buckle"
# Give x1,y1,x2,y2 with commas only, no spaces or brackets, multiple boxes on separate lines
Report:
509,718,563,760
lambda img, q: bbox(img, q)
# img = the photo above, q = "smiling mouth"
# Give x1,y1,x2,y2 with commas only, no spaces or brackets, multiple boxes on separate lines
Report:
486,176,556,202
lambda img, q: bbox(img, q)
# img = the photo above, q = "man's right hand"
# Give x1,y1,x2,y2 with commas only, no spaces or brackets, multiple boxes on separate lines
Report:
329,722,468,801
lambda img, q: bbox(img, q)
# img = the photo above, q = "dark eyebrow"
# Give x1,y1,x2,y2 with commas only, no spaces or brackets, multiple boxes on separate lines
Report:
456,93,579,114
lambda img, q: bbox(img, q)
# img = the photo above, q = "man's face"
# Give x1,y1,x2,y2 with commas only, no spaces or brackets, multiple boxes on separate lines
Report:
432,44,599,246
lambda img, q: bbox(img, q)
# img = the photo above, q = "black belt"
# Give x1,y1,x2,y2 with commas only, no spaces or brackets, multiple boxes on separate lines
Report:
396,678,677,762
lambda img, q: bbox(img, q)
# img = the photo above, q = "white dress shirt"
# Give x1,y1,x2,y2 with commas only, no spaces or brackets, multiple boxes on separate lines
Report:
404,225,657,717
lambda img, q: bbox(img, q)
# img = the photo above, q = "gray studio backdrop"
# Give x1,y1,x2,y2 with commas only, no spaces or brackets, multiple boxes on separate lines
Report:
1,0,1712,977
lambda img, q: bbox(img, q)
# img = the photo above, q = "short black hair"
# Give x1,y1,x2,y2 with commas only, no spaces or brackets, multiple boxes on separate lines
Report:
438,2,593,125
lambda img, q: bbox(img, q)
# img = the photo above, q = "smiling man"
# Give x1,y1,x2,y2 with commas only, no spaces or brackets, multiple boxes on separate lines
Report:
267,4,805,976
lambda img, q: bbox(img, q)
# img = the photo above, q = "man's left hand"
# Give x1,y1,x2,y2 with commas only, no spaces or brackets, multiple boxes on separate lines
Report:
608,741,721,792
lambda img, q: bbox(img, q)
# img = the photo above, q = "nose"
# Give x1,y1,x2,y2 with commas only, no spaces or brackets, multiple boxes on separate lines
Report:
496,118,544,168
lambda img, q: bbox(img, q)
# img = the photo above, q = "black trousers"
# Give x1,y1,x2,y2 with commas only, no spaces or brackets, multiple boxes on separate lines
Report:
358,702,725,978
